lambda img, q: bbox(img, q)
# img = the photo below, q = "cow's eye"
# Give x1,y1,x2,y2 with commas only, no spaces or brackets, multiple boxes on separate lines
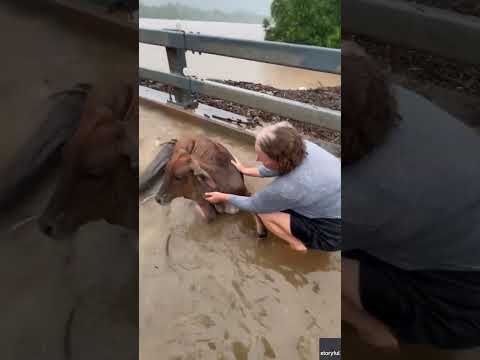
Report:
174,175,182,181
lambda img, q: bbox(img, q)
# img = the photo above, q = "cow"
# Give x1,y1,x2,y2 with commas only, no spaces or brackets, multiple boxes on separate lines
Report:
140,135,266,237
38,82,138,239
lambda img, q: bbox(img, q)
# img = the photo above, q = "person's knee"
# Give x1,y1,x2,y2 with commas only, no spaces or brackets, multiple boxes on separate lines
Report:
258,212,276,224
342,258,362,309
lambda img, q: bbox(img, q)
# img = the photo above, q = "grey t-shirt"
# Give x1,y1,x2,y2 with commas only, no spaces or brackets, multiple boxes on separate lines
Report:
228,140,341,219
342,86,480,271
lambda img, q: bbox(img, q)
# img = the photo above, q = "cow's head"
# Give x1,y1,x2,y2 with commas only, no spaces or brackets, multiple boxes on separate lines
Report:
155,140,217,206
38,84,137,239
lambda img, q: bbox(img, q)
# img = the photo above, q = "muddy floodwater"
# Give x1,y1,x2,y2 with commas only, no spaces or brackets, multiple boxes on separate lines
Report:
140,19,341,90
139,100,341,360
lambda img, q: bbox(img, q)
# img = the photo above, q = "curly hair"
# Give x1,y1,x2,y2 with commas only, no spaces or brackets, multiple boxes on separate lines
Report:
256,121,306,174
342,41,399,166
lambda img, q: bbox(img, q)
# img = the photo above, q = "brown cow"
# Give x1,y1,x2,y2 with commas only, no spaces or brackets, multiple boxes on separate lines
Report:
38,82,138,239
141,135,266,236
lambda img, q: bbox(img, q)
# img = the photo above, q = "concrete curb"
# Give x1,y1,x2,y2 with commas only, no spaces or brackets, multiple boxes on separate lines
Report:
139,86,256,141
139,86,341,157
343,0,480,65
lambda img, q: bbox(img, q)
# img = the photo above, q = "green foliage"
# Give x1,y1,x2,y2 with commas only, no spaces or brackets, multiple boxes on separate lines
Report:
139,3,264,24
264,0,340,48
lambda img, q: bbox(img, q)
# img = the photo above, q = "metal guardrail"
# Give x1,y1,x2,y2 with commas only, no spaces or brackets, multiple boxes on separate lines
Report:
139,27,341,131
140,28,341,73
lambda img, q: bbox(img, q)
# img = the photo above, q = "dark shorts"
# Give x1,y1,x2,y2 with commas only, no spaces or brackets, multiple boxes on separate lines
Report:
344,250,480,349
282,210,341,251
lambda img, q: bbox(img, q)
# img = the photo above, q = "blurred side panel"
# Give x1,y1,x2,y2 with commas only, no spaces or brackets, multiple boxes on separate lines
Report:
342,1,480,359
0,1,138,360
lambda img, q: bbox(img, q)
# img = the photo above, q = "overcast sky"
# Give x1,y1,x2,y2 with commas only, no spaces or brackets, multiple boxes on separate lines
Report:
140,0,272,16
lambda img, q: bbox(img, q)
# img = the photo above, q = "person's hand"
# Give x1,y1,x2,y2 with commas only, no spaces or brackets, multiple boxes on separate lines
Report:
231,157,246,174
205,192,229,204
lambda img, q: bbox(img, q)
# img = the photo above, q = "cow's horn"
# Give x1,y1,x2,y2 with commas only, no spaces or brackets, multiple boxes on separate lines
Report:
191,160,209,177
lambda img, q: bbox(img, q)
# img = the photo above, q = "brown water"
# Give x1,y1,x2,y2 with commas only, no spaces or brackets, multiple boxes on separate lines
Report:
139,19,341,90
0,4,137,359
139,100,341,360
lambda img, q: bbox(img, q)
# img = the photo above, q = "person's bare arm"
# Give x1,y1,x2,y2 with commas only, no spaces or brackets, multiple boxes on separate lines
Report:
231,158,261,177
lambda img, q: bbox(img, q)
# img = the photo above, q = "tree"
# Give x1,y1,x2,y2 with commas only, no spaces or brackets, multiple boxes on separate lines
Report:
264,0,340,48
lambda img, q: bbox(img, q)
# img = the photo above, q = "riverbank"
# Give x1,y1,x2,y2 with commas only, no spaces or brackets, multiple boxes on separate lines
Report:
140,79,341,144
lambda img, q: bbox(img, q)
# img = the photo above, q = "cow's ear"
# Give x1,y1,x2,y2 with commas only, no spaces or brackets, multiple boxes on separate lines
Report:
191,160,216,189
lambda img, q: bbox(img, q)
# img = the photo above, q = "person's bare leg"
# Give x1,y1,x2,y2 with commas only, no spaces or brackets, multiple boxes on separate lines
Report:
258,212,307,252
342,258,399,349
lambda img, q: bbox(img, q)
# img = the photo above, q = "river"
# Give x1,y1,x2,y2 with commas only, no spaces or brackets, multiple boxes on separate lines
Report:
139,19,341,90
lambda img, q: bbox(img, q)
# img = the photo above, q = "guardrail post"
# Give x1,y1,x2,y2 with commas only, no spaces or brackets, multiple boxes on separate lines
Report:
166,43,197,109
140,27,342,130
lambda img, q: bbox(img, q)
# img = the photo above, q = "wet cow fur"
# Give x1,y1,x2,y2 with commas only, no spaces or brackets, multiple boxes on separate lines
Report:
141,135,266,236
